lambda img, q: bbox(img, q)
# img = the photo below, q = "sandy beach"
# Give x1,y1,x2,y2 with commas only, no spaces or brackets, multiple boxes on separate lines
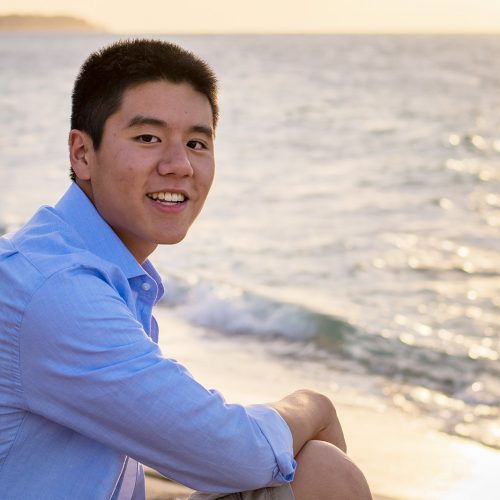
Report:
151,308,500,500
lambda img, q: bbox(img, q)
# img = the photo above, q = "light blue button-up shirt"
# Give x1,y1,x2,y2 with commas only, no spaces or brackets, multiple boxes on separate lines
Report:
0,183,296,499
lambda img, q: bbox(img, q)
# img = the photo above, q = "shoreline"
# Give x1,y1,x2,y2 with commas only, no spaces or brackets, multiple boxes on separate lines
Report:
155,308,500,500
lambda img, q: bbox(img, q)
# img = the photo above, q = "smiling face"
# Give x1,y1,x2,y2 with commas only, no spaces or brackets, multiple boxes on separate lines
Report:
70,80,215,263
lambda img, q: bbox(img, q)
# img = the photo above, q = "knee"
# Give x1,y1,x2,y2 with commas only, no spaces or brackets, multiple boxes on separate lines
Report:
292,440,372,500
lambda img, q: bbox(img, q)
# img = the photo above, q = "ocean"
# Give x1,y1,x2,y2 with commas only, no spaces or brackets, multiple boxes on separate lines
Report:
1,33,499,450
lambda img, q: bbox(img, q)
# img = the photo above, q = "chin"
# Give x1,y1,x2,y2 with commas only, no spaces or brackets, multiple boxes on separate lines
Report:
157,233,188,245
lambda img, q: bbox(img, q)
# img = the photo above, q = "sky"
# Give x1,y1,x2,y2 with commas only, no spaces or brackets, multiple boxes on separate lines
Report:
2,0,500,34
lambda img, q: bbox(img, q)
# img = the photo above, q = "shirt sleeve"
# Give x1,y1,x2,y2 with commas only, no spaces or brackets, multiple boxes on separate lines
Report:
18,267,296,493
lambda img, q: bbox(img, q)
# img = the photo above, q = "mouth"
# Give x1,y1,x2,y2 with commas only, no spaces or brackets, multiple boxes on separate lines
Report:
147,191,188,206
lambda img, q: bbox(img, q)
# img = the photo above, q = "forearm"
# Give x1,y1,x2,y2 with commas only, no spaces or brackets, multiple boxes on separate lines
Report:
269,389,346,456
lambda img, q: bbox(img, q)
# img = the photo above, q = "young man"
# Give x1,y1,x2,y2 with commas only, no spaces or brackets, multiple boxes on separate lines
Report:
0,40,372,499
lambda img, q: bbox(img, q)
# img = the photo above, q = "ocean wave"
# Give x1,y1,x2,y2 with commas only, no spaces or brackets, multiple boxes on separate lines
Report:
159,274,349,341
158,273,499,396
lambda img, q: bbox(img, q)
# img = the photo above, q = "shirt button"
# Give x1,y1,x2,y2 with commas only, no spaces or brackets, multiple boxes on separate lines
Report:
141,282,151,291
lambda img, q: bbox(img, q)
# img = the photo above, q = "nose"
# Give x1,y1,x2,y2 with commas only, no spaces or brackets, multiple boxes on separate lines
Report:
157,142,194,177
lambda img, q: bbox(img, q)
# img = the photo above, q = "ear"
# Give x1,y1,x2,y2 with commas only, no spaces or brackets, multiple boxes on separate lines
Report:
69,130,94,181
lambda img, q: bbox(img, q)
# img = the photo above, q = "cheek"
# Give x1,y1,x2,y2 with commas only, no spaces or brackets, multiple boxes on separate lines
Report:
94,166,140,207
201,163,216,191
205,170,215,190
199,177,214,203
109,155,145,191
118,166,140,184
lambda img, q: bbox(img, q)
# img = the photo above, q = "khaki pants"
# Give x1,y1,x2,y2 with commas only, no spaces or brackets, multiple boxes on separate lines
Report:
190,483,295,500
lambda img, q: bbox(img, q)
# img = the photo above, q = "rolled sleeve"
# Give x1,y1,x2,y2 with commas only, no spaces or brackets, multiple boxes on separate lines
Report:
245,405,296,485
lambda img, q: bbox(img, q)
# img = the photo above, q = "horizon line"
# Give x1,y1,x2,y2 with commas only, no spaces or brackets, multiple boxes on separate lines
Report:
1,12,500,36
3,30,500,36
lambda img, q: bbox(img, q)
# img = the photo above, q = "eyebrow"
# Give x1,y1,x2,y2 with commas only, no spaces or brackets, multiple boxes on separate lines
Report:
127,115,166,128
126,115,213,138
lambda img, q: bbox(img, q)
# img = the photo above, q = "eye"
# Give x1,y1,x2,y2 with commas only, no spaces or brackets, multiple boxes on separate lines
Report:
136,134,160,144
187,140,207,150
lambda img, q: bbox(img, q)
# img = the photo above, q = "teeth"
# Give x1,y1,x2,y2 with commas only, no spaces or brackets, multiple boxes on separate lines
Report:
148,192,186,203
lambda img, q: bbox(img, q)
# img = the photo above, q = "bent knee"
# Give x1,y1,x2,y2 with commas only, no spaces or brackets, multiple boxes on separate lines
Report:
293,440,372,500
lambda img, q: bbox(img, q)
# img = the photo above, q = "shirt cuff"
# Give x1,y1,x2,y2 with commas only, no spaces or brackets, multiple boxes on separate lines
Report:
245,404,296,485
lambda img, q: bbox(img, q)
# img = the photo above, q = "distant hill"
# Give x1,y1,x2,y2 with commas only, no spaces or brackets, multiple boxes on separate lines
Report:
0,14,105,32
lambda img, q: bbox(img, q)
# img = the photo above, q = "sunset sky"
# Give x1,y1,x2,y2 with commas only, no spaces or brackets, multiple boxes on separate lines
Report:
2,0,500,34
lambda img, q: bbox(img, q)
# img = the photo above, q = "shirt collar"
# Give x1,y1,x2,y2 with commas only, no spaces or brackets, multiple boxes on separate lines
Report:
55,183,159,283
